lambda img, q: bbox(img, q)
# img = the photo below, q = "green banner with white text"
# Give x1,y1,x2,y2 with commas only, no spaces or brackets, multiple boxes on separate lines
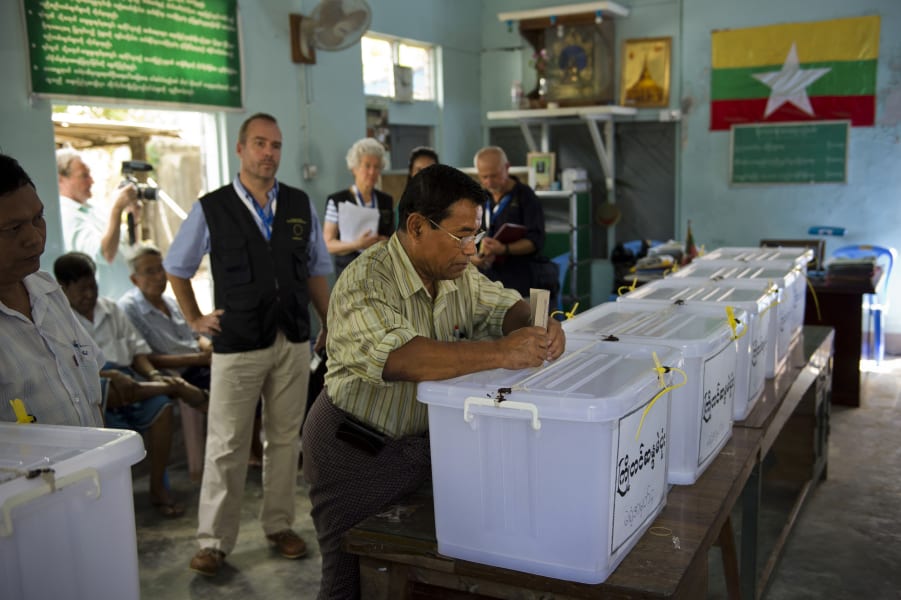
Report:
23,0,243,109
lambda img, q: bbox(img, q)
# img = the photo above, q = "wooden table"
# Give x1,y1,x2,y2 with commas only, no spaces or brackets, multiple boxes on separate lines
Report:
804,273,877,406
345,326,834,600
347,428,760,599
735,325,834,599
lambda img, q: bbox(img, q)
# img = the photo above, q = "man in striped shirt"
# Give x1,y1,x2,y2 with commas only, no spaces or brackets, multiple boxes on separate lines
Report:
302,163,566,599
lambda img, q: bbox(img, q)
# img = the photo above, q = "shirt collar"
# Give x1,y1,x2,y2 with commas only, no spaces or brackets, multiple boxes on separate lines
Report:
386,235,459,301
1,272,57,322
126,287,158,316
60,195,92,212
23,270,58,295
233,176,279,209
91,296,113,328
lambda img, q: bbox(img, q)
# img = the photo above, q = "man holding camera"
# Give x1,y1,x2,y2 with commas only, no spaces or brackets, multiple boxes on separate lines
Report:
56,147,140,300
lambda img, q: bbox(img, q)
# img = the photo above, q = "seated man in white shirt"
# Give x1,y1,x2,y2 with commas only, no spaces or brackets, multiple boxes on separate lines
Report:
119,244,211,481
0,153,106,427
54,251,206,518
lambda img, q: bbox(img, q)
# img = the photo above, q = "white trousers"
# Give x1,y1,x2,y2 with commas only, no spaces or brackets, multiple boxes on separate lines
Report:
196,331,310,553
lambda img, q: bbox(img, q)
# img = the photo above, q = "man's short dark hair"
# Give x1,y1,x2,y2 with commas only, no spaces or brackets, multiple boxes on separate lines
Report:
238,113,278,144
53,252,96,286
397,164,485,232
0,153,35,197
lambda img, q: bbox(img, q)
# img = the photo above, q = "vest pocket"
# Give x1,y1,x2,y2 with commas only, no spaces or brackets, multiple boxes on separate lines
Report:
293,247,309,281
221,239,252,285
221,290,262,346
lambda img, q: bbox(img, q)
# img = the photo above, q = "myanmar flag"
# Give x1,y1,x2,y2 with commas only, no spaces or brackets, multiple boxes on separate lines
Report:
710,16,879,130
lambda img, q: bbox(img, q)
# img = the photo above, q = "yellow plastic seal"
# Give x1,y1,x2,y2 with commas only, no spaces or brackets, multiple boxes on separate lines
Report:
10,399,35,424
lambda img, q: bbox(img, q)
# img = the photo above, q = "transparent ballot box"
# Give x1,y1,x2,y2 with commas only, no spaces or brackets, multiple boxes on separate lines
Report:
418,338,681,584
618,277,779,418
562,302,745,485
0,423,145,600
671,259,805,373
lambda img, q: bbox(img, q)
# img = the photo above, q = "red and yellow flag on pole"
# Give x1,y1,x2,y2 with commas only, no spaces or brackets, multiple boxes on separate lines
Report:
710,16,880,130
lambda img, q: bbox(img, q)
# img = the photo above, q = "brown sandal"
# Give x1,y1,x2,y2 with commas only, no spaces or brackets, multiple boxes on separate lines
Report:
152,500,185,518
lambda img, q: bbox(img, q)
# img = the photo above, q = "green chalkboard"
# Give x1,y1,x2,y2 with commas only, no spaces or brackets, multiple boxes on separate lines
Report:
22,0,242,109
729,121,849,185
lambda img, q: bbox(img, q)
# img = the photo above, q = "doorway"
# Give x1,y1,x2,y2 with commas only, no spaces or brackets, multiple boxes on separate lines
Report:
53,105,222,311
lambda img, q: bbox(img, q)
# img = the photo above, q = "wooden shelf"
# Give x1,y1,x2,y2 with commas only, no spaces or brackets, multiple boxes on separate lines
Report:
497,1,630,23
487,105,636,259
486,105,637,121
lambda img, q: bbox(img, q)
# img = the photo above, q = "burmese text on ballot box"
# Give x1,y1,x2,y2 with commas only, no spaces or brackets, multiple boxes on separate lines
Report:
418,338,681,584
618,278,779,419
563,302,745,485
0,423,145,600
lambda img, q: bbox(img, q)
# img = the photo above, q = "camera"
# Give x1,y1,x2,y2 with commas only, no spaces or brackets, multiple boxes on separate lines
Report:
120,160,158,201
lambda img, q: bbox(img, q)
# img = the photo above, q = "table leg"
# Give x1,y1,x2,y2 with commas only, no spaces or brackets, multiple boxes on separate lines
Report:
359,556,413,600
718,516,742,599
740,462,761,600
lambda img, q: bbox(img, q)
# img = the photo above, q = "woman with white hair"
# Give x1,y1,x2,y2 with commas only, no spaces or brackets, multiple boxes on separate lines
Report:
322,137,394,277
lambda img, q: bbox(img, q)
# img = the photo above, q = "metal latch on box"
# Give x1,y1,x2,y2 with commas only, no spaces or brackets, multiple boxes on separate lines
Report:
463,388,542,431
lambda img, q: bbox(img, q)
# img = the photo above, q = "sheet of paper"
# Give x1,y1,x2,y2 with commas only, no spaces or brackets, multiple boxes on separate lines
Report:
530,288,550,329
337,202,380,243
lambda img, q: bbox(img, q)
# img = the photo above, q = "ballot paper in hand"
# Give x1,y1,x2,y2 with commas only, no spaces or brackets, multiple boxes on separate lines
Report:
529,288,550,329
337,202,380,243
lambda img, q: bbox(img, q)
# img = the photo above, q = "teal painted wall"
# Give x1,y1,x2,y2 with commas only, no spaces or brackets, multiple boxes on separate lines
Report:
480,0,901,345
2,0,900,343
0,0,481,264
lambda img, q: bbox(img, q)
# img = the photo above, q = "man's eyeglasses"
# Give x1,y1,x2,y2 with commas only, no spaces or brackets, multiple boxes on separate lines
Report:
427,218,487,249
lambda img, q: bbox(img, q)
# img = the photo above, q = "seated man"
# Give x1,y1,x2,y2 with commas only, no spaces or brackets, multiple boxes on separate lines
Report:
0,153,105,427
54,251,206,517
119,244,211,481
303,164,566,597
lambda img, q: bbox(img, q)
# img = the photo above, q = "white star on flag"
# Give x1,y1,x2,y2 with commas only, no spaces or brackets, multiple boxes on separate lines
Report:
752,43,831,117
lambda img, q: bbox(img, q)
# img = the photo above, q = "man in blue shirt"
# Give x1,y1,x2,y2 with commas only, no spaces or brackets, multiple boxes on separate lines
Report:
119,244,211,482
165,113,332,577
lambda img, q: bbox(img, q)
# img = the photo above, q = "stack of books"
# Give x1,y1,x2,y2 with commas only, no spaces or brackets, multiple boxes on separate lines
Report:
825,256,877,284
631,253,677,281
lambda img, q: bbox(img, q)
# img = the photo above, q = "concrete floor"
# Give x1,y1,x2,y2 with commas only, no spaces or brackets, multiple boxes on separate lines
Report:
135,357,901,599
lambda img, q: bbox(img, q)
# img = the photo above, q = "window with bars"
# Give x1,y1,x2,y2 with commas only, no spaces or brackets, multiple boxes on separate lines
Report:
362,34,435,101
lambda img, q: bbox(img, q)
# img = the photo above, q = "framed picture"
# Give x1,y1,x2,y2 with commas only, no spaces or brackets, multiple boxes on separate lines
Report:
393,65,413,103
518,15,616,108
527,152,556,191
619,37,672,108
543,21,615,106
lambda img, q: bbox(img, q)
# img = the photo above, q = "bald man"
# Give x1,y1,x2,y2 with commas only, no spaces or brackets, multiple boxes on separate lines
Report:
471,146,548,297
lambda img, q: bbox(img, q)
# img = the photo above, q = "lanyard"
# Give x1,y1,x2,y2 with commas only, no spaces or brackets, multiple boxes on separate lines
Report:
485,193,512,231
234,177,278,240
251,200,274,240
352,184,376,209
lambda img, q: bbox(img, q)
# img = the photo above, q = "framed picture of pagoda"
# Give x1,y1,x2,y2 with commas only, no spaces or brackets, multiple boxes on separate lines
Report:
620,37,671,108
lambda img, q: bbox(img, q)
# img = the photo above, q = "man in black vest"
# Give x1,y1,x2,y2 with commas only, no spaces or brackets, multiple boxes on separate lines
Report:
164,113,332,577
